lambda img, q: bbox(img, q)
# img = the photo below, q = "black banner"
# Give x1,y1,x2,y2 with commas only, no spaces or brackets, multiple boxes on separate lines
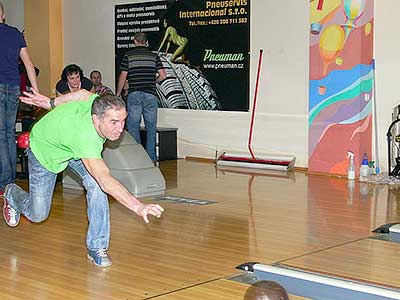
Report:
115,0,250,111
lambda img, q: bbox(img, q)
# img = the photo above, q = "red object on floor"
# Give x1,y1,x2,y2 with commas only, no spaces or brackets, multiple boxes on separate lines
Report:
219,155,291,166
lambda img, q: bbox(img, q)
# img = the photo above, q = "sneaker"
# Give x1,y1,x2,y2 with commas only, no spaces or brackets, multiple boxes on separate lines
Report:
87,249,112,267
3,198,20,227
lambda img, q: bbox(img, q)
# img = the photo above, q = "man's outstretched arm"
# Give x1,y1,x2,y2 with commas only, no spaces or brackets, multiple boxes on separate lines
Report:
82,157,164,223
20,89,94,110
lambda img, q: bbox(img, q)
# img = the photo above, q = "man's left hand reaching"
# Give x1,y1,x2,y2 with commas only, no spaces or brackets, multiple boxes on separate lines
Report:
20,88,51,110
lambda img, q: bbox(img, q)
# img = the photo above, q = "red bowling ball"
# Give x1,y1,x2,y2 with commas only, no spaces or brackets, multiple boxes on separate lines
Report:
17,131,30,149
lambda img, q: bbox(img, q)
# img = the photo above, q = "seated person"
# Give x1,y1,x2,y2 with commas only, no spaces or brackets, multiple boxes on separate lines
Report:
56,64,94,95
90,70,113,95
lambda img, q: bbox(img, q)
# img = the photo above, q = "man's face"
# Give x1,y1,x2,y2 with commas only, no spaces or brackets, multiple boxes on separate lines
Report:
90,72,102,87
67,72,81,89
93,108,127,141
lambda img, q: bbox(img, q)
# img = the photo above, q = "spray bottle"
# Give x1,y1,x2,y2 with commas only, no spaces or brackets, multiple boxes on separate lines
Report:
347,151,355,180
359,153,370,182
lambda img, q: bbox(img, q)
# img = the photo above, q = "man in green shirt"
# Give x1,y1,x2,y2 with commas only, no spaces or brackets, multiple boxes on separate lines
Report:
2,89,164,267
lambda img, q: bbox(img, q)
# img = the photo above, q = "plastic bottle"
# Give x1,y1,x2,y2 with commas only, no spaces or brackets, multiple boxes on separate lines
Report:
347,151,355,180
368,161,375,175
347,179,355,204
359,153,369,182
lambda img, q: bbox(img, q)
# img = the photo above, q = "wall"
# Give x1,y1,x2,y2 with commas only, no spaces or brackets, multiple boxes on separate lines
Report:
2,0,24,30
63,0,310,166
308,0,374,175
48,0,63,95
374,1,400,172
24,0,63,96
39,0,400,171
24,0,50,94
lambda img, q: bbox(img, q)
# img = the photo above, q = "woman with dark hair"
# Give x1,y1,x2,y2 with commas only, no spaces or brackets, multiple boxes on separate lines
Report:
55,64,94,95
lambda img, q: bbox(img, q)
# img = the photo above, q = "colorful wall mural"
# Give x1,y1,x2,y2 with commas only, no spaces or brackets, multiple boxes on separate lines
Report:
309,0,374,175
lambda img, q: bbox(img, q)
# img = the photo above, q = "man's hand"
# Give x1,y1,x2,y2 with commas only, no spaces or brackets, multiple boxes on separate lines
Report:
136,203,164,223
20,88,51,110
82,157,164,223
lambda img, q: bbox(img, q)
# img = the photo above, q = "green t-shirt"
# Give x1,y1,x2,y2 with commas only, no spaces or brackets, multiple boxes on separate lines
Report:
30,94,105,173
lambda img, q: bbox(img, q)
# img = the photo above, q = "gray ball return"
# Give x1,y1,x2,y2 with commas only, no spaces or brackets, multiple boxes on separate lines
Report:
62,131,166,198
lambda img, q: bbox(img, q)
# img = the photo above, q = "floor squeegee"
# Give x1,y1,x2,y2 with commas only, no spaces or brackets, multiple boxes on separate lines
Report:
216,49,296,171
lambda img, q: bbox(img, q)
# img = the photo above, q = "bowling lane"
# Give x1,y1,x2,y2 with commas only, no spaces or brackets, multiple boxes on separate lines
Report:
153,279,309,300
282,238,400,289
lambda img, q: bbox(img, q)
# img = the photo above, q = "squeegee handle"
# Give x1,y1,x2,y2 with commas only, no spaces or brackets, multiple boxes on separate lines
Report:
248,49,263,159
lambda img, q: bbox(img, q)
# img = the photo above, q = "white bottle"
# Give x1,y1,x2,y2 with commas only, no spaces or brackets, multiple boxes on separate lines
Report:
347,152,355,180
359,153,369,182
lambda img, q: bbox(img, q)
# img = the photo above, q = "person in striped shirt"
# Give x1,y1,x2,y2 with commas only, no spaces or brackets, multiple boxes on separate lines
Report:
116,32,166,162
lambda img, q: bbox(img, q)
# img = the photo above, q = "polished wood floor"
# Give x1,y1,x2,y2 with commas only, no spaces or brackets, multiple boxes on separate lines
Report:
1,160,400,299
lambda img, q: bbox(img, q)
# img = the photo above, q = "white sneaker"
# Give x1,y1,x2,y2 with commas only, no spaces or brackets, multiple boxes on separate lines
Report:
3,198,20,227
87,249,112,267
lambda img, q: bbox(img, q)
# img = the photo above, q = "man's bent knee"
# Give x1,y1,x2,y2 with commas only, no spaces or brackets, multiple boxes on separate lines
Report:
29,210,50,223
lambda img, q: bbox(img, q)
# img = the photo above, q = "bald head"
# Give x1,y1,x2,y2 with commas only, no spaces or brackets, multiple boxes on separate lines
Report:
244,281,289,300
0,1,4,22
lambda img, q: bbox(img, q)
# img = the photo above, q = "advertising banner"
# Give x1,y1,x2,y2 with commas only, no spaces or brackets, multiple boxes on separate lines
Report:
115,0,250,111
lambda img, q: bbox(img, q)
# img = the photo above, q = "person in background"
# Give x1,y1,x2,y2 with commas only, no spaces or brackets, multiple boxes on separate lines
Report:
121,80,129,102
90,70,113,95
56,64,94,96
19,58,39,93
19,58,40,119
243,281,289,300
116,32,166,162
0,1,38,195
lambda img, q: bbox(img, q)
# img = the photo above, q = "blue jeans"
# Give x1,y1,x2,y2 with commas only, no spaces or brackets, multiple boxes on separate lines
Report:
5,148,110,250
126,91,158,161
0,84,20,190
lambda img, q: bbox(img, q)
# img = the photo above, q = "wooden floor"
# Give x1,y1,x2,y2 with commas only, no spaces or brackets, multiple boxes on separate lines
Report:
1,159,400,299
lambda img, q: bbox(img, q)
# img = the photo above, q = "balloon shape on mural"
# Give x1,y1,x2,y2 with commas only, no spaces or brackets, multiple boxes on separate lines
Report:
319,24,346,76
343,0,366,38
364,22,372,36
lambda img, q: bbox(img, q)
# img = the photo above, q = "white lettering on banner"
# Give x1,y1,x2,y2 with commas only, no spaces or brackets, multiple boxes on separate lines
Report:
203,49,244,62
